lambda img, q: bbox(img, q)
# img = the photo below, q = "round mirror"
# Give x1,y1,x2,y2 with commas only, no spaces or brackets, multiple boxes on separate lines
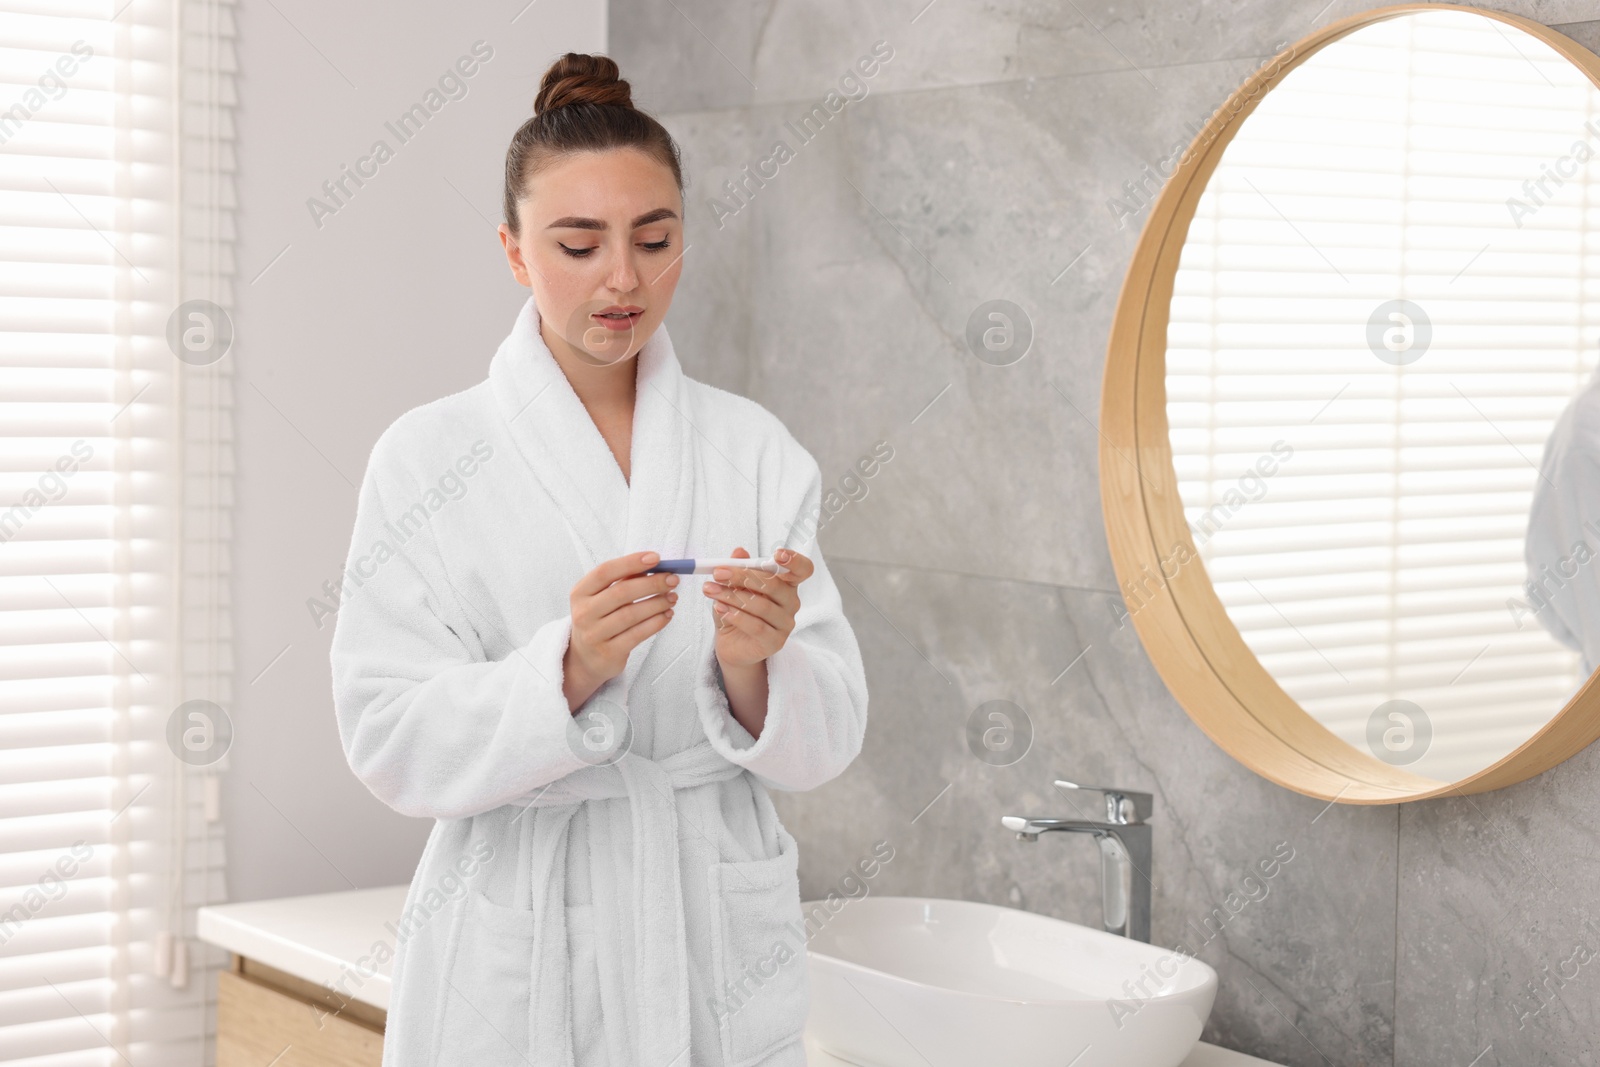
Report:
1102,3,1600,801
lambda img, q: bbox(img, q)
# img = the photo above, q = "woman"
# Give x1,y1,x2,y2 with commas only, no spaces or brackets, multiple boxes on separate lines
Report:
1525,360,1600,677
330,52,869,1067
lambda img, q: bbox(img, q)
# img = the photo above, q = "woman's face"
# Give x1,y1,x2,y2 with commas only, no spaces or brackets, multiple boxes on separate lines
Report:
498,147,684,369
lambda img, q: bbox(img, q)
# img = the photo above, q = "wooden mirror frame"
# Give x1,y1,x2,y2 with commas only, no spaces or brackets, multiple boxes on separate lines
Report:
1100,2,1600,803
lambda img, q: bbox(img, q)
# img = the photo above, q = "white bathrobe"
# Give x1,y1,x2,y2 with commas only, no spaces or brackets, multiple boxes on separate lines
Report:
1526,366,1600,676
329,295,869,1067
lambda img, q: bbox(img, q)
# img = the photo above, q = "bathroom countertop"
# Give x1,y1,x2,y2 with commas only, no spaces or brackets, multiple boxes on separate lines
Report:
198,885,406,1007
197,886,1283,1066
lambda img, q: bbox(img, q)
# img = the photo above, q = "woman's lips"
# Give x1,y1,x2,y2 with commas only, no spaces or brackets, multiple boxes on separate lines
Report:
591,310,642,332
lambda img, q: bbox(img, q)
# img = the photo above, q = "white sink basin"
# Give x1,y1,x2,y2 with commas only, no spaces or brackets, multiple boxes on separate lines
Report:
804,896,1217,1067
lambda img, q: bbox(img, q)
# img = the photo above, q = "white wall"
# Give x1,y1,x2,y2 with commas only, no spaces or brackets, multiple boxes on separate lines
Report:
231,0,605,902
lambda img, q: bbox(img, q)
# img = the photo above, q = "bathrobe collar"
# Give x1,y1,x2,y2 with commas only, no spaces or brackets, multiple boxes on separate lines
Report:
489,294,697,574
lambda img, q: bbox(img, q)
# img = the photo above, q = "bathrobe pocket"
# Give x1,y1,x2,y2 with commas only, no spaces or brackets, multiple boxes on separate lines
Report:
707,824,809,1067
436,889,536,1058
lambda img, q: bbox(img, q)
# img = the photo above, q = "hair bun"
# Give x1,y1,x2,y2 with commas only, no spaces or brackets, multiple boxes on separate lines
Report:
534,53,634,115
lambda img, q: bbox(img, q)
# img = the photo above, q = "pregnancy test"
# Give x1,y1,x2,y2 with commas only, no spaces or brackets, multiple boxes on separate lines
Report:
646,557,790,575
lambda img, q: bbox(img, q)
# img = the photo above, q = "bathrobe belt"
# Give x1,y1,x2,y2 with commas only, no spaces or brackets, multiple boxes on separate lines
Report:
516,738,749,1067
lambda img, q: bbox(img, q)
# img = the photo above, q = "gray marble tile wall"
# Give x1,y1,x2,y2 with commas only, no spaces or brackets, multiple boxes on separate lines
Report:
611,3,1600,1064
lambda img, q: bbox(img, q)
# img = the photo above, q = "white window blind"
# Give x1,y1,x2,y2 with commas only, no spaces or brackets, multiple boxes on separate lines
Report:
1167,10,1599,783
0,0,234,1063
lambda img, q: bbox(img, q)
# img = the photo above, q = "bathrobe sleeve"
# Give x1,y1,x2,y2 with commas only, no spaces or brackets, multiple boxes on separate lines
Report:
694,427,869,792
330,418,589,820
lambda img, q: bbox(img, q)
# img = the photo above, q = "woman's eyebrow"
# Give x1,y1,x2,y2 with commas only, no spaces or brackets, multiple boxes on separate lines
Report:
545,208,679,231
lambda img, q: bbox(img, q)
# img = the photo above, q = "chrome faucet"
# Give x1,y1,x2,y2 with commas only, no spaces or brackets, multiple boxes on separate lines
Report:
1001,779,1153,942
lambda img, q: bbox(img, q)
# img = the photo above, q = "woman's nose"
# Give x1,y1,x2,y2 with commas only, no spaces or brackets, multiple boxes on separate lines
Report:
607,254,640,292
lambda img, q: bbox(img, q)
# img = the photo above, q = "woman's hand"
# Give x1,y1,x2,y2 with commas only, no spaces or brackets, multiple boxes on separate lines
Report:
704,546,811,670
563,550,678,711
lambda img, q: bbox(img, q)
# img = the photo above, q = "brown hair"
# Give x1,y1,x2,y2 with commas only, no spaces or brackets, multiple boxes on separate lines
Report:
502,53,684,234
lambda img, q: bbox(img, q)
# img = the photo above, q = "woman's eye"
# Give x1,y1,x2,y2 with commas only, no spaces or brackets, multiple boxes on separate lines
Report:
557,239,671,256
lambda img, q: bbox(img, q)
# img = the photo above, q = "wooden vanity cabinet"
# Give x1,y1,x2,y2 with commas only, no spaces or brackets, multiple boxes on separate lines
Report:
217,955,385,1067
